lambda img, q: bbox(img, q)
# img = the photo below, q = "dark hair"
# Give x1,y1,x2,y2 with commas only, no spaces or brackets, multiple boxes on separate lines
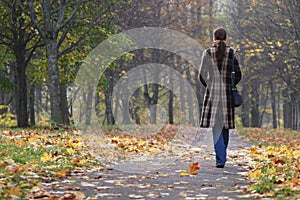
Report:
214,28,227,64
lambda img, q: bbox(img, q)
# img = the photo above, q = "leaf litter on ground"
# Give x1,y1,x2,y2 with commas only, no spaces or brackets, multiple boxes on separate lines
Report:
0,128,100,199
0,125,200,199
239,128,300,199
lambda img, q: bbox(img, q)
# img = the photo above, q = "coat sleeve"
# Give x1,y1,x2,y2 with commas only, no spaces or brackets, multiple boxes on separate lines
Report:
198,49,211,87
233,50,242,85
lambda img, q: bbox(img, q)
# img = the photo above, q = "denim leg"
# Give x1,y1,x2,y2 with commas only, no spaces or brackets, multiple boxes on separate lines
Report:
222,129,229,149
212,126,227,165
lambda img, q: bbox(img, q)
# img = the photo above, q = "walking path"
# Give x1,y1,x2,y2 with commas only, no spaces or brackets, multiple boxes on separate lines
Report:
42,129,253,199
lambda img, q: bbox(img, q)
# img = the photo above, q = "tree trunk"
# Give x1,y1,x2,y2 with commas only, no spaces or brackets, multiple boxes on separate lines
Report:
121,92,130,124
60,84,70,125
95,90,100,121
290,92,300,131
283,87,291,129
150,83,159,124
277,91,281,128
104,89,115,125
259,87,269,127
35,83,42,119
45,39,64,125
12,4,29,127
150,51,160,124
168,90,174,124
269,81,277,129
169,69,174,124
283,100,300,131
29,83,35,126
85,85,93,126
250,81,260,127
104,70,115,125
241,87,250,127
132,88,141,124
186,68,195,125
15,59,29,127
113,83,120,123
180,70,186,124
292,102,300,131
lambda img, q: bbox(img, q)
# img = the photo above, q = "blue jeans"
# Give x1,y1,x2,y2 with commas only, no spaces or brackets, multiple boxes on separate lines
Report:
212,126,229,165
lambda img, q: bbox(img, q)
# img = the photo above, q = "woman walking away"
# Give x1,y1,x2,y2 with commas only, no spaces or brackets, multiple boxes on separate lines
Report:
198,28,242,168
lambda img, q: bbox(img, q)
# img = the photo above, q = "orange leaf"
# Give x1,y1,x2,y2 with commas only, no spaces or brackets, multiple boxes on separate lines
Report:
188,162,200,175
55,170,67,178
73,158,80,163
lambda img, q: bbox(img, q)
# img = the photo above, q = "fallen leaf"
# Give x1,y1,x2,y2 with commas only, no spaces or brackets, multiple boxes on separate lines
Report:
180,170,189,177
55,170,67,178
73,158,80,163
188,162,200,175
41,152,53,162
157,173,167,177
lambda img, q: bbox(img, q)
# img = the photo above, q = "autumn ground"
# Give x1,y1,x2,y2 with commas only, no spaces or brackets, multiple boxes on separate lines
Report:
0,125,299,199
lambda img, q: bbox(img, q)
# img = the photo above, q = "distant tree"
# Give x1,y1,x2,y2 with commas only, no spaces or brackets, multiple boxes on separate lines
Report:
0,1,42,127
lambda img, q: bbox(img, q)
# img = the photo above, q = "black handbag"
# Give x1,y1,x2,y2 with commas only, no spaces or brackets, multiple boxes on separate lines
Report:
231,50,243,107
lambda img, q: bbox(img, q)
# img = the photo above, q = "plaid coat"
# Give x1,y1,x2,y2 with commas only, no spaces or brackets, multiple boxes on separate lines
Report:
198,46,241,129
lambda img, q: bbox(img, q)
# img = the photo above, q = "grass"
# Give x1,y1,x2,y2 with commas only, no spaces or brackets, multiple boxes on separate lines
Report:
238,127,300,146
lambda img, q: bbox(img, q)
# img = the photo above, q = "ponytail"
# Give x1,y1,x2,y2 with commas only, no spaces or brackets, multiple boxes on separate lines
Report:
215,40,226,64
213,28,227,64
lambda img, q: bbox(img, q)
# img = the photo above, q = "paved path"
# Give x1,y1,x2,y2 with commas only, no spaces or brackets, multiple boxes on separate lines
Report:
43,129,253,199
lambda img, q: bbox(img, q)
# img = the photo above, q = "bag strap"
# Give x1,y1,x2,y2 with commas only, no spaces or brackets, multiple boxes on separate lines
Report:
231,49,237,90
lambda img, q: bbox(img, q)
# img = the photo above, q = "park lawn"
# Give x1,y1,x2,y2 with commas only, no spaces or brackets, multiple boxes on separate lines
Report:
0,128,101,199
238,128,300,199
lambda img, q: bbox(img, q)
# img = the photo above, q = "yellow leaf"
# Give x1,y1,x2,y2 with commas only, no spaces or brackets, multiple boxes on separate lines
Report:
40,152,52,163
248,169,264,181
180,170,189,177
158,173,167,177
267,167,276,175
28,137,36,143
67,148,75,155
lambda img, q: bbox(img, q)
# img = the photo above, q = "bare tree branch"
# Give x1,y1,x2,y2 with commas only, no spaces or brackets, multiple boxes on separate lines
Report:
18,0,45,38
56,1,81,31
25,37,43,67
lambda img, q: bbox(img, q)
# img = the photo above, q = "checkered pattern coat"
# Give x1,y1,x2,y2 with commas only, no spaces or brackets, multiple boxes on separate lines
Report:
198,46,241,129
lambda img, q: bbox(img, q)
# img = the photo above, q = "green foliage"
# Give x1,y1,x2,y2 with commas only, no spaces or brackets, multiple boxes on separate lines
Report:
0,76,14,92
